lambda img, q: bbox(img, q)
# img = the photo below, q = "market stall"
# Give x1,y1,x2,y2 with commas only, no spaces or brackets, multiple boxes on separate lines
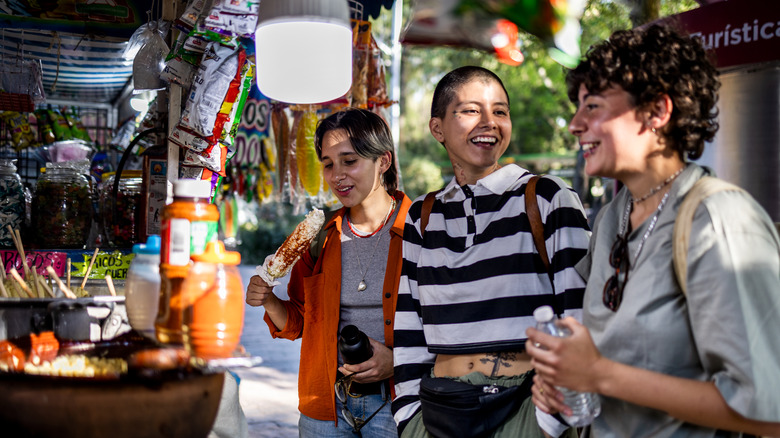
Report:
0,0,398,435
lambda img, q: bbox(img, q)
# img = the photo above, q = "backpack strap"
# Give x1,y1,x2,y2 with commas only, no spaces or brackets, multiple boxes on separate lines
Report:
673,176,745,297
525,175,553,283
420,189,441,238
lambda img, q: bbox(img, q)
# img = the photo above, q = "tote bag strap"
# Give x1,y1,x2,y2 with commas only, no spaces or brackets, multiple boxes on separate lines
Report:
673,176,745,297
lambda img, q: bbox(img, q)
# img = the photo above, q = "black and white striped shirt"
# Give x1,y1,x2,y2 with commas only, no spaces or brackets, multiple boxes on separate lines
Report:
392,165,591,431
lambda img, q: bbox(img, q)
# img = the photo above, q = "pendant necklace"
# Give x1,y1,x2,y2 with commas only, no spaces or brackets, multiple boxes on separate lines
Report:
348,198,396,291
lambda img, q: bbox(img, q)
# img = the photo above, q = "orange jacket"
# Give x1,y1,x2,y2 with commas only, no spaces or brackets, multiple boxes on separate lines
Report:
264,191,411,421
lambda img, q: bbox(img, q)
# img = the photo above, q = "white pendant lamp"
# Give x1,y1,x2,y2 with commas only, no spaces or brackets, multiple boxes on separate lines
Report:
255,0,353,104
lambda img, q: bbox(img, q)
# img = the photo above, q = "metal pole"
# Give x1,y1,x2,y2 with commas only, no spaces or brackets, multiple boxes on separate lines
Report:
390,0,403,188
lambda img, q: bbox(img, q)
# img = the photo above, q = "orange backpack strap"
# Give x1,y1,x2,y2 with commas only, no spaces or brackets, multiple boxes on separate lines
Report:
420,190,441,238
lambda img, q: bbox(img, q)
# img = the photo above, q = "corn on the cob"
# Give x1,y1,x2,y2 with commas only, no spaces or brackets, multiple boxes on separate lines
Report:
266,209,325,279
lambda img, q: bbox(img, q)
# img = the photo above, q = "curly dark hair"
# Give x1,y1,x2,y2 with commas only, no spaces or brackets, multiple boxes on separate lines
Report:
566,24,720,160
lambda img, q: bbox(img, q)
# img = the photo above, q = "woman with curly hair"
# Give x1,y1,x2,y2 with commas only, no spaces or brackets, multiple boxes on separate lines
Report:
525,25,780,437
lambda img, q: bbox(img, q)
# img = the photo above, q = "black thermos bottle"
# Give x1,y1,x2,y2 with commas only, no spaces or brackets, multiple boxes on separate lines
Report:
338,325,373,364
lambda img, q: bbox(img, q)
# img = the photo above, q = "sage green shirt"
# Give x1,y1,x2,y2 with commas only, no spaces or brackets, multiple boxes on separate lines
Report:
576,164,780,437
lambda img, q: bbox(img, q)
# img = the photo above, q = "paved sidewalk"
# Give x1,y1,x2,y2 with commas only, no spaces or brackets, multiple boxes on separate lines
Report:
237,265,301,438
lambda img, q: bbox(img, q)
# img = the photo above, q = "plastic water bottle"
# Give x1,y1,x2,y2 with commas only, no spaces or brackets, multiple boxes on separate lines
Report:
125,235,161,338
533,305,601,427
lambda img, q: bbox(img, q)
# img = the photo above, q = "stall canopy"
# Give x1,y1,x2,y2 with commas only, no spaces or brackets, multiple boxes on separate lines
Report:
0,0,396,107
0,0,155,105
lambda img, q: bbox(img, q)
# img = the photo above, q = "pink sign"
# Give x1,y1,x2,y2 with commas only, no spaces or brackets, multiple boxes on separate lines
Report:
660,0,780,69
1,250,68,277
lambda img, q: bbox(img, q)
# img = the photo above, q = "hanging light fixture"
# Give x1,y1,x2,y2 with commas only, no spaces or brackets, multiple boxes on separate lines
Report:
255,0,353,104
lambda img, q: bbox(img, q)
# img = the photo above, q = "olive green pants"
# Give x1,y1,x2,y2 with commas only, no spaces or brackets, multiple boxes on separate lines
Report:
401,370,577,438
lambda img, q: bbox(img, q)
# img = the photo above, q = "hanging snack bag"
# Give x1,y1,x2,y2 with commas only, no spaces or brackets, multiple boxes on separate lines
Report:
271,105,291,196
64,109,92,142
2,111,38,150
367,34,390,107
48,109,74,141
34,109,57,145
179,41,240,137
295,110,321,197
351,20,372,108
176,0,213,32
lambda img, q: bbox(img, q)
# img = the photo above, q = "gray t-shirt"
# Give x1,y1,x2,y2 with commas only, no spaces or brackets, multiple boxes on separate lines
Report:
337,206,399,363
576,164,780,437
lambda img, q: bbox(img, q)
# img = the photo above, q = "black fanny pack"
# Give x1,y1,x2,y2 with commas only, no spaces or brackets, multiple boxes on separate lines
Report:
418,370,534,438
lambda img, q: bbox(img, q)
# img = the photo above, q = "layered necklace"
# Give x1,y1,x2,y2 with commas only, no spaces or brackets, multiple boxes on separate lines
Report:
622,167,683,262
347,198,396,292
620,191,670,264
632,167,684,204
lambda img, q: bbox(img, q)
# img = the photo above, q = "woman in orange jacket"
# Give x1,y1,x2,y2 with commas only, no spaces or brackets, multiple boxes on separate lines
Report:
246,108,411,438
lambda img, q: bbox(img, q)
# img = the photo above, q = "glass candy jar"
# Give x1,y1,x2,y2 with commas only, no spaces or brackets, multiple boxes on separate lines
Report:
101,170,143,248
32,163,93,248
0,160,25,248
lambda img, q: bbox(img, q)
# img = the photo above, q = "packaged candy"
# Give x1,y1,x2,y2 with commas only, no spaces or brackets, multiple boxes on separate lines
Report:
2,111,38,150
271,105,291,197
295,110,321,197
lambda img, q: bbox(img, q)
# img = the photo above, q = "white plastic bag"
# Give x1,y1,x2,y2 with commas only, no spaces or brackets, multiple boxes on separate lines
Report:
132,21,170,92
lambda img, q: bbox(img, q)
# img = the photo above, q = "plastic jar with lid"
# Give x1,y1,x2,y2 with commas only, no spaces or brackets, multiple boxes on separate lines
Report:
101,170,143,248
159,179,219,266
182,240,244,360
0,159,25,248
156,179,219,345
31,162,93,248
125,235,161,338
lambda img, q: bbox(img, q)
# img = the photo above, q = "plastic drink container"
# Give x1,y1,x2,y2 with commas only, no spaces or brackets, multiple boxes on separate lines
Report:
124,235,161,337
156,179,219,345
182,241,244,360
533,305,601,427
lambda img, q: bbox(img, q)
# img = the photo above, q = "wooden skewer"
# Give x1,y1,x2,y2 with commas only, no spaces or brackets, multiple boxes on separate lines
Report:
0,257,7,297
10,280,23,298
66,258,71,290
105,274,116,297
9,268,35,298
36,274,55,298
80,248,100,289
6,226,39,297
46,266,77,299
30,268,42,298
0,277,8,298
7,226,30,277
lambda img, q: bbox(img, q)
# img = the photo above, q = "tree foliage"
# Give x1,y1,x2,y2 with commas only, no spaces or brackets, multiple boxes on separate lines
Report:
394,0,699,172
